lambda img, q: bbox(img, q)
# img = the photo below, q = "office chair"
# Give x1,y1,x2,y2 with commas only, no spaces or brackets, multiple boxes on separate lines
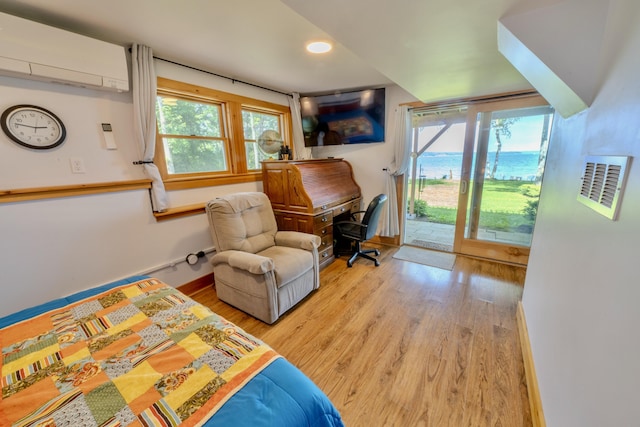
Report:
334,194,388,267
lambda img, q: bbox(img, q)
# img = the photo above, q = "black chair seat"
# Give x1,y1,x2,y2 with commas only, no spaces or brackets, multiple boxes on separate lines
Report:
334,194,387,267
334,223,362,239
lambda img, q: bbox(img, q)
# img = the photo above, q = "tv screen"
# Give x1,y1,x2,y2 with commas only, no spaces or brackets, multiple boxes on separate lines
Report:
300,88,385,146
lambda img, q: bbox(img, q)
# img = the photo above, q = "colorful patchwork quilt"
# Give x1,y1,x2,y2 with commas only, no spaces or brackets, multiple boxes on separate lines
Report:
0,278,286,426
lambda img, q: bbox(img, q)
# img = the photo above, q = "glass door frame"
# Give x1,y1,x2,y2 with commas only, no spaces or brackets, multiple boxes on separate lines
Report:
404,107,468,252
453,94,550,265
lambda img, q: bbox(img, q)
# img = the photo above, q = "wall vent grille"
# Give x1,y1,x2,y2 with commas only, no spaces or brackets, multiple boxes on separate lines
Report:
577,155,631,220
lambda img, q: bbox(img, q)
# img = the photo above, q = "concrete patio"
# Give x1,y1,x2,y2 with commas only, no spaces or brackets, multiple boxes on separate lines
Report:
404,218,533,251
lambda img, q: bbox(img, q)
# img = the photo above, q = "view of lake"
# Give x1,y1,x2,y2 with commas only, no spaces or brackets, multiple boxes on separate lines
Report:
414,151,541,181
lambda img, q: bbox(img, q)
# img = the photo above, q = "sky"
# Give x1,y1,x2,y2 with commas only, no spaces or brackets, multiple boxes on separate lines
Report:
416,114,552,153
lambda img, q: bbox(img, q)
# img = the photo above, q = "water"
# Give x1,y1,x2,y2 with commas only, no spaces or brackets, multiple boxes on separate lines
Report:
413,151,541,181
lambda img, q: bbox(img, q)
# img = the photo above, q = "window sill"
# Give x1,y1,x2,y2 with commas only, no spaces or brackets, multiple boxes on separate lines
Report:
154,172,263,221
162,172,261,191
153,203,207,221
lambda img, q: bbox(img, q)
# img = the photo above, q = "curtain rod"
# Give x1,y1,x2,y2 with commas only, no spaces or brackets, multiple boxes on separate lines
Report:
154,56,293,97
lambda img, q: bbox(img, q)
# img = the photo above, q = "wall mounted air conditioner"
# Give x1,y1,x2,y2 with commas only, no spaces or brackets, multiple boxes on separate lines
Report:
0,12,129,92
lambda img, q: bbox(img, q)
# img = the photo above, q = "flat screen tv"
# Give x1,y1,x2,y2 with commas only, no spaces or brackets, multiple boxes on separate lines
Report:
300,88,385,147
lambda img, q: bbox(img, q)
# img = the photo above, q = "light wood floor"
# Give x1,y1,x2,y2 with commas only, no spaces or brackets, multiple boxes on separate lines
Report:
190,244,532,427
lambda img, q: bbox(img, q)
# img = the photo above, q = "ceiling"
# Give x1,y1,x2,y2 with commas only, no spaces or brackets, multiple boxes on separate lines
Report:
0,0,532,101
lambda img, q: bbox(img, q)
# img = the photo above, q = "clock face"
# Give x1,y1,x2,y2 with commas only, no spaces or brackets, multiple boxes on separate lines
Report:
1,105,66,150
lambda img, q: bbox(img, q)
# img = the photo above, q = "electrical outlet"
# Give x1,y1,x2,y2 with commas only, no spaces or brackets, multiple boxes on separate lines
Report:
70,157,86,173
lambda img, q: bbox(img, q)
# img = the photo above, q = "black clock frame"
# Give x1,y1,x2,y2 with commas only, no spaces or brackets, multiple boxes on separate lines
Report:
1,104,67,150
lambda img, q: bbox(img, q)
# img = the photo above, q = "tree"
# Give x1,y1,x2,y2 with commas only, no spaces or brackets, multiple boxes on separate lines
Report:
156,97,225,174
535,114,551,182
488,117,519,179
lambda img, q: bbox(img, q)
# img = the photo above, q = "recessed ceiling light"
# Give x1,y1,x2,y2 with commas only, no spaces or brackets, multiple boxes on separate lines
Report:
306,41,332,54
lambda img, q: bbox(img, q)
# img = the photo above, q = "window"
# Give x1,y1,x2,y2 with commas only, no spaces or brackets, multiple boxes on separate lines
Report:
242,108,283,170
156,96,227,174
155,78,292,190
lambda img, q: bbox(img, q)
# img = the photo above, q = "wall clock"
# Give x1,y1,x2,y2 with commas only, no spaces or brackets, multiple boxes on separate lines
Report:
1,104,66,150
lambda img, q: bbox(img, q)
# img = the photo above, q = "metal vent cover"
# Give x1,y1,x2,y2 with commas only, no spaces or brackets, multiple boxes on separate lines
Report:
578,155,631,220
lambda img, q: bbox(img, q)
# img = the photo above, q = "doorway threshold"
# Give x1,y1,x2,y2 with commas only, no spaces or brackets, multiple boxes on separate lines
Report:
409,239,453,253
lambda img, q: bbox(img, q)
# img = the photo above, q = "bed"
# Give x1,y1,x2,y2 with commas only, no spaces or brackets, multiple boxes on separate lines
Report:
0,276,343,426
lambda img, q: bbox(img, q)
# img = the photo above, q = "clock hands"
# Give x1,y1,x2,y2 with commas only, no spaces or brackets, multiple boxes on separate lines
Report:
15,123,48,130
15,123,49,135
3,105,66,149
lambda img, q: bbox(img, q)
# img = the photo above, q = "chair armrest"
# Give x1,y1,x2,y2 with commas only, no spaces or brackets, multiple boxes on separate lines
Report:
275,231,321,251
211,250,274,274
349,210,366,220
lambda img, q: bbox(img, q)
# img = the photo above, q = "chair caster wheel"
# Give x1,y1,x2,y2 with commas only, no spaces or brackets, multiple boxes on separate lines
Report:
374,249,380,256
375,260,380,267
347,261,353,267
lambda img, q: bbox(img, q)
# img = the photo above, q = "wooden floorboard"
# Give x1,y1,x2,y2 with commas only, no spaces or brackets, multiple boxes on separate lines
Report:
190,244,532,427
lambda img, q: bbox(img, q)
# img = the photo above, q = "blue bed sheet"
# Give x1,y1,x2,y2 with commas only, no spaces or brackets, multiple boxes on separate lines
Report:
0,276,344,427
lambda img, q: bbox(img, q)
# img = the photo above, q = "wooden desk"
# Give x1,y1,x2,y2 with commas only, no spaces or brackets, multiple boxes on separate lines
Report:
262,159,362,269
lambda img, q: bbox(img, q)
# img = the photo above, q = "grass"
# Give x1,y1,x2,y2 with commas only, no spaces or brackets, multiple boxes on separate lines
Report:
470,180,539,213
409,179,541,232
424,207,534,232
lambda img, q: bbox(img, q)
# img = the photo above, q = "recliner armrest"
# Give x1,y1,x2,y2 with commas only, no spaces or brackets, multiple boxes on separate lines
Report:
211,250,274,274
275,231,321,251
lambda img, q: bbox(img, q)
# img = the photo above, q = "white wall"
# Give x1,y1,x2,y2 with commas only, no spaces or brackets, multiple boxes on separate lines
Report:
522,1,640,426
0,77,142,188
0,57,416,318
0,62,273,318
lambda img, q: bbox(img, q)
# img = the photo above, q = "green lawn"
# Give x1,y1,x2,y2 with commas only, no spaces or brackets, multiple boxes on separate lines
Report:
472,180,539,213
410,179,540,232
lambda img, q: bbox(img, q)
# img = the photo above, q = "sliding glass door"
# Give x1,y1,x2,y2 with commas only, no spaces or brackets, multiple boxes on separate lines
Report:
455,96,554,264
404,107,467,251
404,94,554,265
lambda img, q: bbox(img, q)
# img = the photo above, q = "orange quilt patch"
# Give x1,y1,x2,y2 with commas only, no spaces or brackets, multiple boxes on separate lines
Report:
0,278,279,427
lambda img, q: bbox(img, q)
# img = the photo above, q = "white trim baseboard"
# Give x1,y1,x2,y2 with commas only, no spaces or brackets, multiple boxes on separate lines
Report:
517,301,546,427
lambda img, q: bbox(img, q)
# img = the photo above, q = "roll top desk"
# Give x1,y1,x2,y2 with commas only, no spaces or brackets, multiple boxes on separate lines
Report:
261,159,362,269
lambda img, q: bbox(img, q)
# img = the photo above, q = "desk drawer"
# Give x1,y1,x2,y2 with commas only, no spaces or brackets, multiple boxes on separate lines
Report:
314,212,332,228
319,246,334,262
333,199,361,219
316,224,332,236
318,231,333,251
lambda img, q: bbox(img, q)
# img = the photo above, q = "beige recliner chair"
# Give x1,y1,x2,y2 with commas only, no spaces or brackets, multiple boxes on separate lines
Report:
205,192,321,324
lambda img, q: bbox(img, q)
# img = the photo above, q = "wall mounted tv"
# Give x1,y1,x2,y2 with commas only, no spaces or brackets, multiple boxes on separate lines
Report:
300,87,385,146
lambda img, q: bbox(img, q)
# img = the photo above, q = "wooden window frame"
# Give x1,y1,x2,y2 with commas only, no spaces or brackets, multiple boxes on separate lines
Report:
242,106,289,171
155,77,293,191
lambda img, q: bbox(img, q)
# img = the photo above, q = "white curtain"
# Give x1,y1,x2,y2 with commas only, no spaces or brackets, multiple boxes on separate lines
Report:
288,93,312,160
131,43,168,212
380,105,411,237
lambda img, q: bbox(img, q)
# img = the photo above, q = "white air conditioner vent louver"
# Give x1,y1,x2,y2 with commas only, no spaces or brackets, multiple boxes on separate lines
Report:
577,155,630,220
